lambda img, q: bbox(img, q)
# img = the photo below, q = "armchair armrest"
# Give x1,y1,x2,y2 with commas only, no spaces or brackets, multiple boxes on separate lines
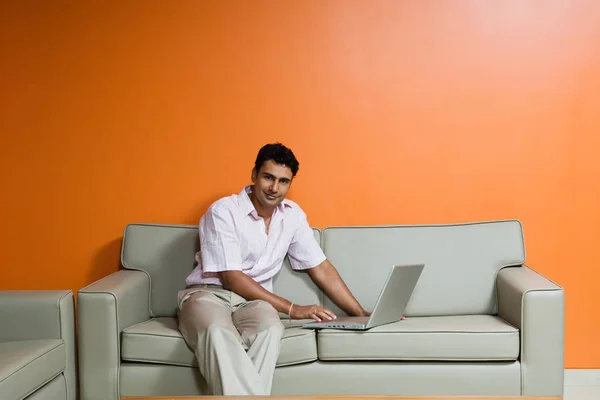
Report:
0,290,77,400
497,265,564,396
78,269,151,400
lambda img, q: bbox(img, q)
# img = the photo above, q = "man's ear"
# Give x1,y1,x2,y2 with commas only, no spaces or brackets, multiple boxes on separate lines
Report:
251,169,257,183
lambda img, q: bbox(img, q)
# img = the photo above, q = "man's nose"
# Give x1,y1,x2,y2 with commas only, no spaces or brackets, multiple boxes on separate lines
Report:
270,181,279,192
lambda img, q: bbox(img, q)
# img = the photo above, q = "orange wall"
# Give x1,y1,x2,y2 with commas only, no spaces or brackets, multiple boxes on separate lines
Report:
1,1,599,368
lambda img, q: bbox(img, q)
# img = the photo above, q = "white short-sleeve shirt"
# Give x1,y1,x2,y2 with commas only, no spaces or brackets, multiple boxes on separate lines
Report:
184,185,326,293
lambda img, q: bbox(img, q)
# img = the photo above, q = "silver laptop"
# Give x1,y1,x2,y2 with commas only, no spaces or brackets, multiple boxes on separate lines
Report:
303,264,424,330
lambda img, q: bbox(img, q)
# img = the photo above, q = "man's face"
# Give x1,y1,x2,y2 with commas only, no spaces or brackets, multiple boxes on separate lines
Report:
251,159,294,210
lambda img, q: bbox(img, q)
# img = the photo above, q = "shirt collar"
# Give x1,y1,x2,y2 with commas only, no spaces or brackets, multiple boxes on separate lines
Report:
239,185,291,217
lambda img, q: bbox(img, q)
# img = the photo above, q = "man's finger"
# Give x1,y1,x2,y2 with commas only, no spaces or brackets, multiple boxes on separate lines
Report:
322,309,336,320
312,309,322,322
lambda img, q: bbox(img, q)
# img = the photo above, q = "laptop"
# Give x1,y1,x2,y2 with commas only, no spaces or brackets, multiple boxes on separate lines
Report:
303,264,424,330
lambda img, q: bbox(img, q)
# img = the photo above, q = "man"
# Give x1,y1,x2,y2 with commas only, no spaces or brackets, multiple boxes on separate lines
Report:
177,143,368,396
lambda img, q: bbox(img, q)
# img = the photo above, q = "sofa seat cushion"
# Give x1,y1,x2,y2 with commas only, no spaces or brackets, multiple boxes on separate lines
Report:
0,339,65,399
121,317,317,367
316,315,519,361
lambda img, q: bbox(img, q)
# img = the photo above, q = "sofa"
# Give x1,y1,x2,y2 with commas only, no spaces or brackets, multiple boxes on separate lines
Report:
77,219,564,399
0,290,77,400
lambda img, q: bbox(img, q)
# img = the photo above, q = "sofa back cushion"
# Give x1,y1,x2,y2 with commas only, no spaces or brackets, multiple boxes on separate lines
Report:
121,223,323,317
320,220,525,317
121,224,198,317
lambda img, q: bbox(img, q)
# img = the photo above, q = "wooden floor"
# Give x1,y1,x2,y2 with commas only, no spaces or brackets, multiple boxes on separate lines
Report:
121,396,562,400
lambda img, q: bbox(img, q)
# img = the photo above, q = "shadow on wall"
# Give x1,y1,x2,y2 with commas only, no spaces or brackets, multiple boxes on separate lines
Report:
185,193,232,225
88,237,123,286
85,193,225,289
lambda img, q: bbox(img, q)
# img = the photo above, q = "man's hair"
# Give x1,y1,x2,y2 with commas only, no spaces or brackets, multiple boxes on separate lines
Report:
254,142,299,177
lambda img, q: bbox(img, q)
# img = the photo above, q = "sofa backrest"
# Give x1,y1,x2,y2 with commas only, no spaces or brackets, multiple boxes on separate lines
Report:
121,224,198,317
120,223,323,317
320,220,525,317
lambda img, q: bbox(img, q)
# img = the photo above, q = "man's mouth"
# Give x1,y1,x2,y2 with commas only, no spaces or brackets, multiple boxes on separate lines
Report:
265,193,277,200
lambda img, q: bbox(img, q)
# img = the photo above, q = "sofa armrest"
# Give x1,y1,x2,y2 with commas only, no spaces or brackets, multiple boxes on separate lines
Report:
0,290,77,400
0,290,73,341
497,265,564,396
78,269,151,400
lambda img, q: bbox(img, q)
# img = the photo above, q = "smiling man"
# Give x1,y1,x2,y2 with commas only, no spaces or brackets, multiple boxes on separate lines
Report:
177,142,368,396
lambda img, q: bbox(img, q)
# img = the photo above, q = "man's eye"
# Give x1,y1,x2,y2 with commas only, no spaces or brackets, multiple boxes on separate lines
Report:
264,175,273,180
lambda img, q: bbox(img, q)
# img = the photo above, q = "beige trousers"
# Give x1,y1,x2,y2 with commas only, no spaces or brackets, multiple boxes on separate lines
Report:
177,285,285,395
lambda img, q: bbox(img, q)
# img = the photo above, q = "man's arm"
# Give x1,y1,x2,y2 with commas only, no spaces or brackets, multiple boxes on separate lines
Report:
286,208,366,319
219,271,291,313
219,271,337,321
307,259,368,317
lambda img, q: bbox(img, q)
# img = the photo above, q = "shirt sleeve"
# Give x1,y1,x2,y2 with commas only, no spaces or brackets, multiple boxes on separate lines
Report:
199,205,243,273
287,209,326,270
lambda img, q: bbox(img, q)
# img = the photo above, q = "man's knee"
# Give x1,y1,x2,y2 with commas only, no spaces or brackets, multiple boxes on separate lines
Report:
179,294,236,345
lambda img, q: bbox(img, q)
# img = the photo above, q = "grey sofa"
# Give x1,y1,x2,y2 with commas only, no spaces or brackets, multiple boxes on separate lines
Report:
77,219,564,399
0,290,77,400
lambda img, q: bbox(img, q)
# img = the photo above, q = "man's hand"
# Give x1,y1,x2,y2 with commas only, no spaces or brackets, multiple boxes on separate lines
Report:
291,304,337,322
